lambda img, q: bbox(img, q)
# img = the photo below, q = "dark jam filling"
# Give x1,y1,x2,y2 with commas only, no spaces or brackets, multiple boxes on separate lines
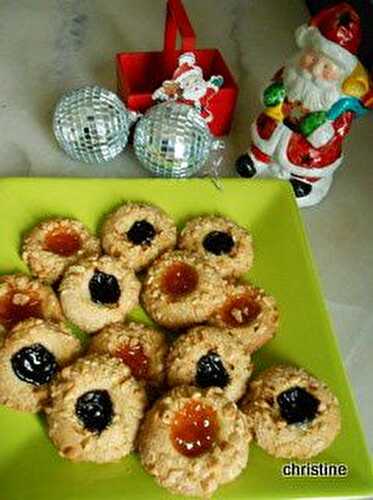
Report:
116,342,149,380
11,343,58,386
127,220,156,246
220,294,261,327
277,386,320,425
202,231,234,256
195,351,230,389
88,270,121,305
171,400,219,458
0,290,42,330
161,262,199,299
44,229,82,257
75,390,114,434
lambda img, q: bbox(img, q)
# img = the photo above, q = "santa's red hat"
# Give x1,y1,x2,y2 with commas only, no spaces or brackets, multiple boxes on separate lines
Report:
295,2,362,74
173,52,202,86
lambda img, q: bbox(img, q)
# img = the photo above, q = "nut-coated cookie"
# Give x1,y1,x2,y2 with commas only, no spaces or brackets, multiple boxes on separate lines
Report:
101,203,177,272
241,365,341,459
209,281,279,354
46,354,146,463
0,274,63,335
138,385,251,497
0,319,80,412
59,256,140,333
178,216,254,278
167,326,253,401
89,322,168,388
141,251,226,329
22,218,101,284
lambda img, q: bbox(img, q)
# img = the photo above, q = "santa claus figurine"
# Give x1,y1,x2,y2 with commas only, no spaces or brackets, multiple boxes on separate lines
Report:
236,2,371,207
153,52,224,123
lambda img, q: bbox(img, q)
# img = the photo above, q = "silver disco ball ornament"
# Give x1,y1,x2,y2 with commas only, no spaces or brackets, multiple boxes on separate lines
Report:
53,85,137,164
133,102,221,178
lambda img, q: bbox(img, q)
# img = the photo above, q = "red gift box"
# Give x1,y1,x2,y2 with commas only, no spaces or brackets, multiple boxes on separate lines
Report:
116,0,238,136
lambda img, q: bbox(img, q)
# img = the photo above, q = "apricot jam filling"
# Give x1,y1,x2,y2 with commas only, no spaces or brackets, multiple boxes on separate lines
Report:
0,289,42,329
161,262,199,299
44,229,81,257
220,294,261,327
171,400,219,458
116,342,149,380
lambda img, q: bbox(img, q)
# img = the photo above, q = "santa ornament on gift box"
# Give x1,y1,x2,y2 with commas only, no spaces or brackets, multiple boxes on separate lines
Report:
153,52,224,123
236,2,372,207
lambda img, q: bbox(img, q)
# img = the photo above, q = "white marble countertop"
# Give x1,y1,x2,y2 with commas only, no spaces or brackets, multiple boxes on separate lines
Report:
0,0,372,456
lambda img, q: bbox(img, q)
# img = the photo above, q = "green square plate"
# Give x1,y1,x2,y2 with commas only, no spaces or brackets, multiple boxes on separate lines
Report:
0,177,371,500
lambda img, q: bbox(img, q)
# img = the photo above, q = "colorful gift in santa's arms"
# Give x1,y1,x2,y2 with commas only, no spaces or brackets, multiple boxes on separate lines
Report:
236,2,372,208
116,0,238,136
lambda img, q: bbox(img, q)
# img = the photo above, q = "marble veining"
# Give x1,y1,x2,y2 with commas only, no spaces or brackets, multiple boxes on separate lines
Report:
54,0,89,87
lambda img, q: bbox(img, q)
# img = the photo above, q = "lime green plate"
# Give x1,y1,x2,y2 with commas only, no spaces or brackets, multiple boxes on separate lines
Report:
0,177,372,500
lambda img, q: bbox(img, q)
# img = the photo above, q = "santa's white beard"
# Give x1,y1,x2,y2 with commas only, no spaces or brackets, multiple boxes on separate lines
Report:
182,82,207,101
283,63,343,111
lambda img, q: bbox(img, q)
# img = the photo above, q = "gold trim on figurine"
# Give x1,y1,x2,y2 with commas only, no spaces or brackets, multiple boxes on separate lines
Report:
342,62,370,99
264,104,285,122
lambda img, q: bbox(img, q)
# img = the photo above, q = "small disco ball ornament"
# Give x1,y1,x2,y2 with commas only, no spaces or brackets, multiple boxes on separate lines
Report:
133,102,221,178
53,85,137,164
